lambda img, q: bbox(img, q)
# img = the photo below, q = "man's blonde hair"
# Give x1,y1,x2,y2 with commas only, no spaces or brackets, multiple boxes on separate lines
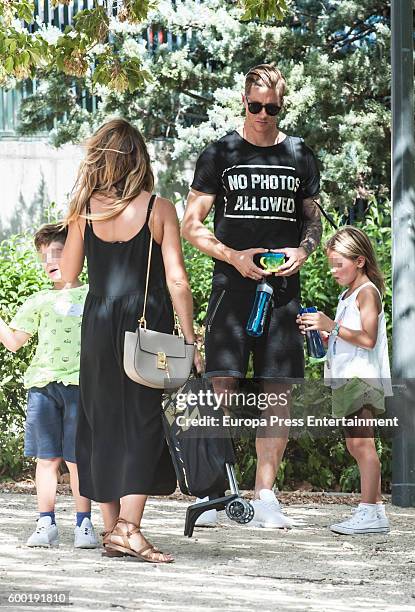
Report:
244,64,286,105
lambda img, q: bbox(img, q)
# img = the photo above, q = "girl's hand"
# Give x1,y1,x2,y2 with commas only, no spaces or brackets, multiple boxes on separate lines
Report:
321,330,330,346
298,311,336,333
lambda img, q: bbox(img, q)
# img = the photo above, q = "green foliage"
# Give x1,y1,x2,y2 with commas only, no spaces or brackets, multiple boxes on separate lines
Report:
234,429,392,493
118,0,158,23
240,0,290,21
17,71,93,140
93,53,151,94
183,240,213,326
182,211,214,325
71,8,109,45
0,25,49,82
2,1,35,24
0,233,51,479
0,0,287,89
165,0,392,211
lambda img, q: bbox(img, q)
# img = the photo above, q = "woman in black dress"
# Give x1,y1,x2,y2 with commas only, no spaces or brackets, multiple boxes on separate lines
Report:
61,118,201,562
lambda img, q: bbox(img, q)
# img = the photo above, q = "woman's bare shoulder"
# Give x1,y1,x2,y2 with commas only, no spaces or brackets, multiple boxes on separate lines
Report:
154,195,178,220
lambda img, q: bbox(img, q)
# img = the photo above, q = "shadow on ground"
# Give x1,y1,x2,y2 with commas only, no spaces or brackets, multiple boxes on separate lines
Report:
0,494,414,612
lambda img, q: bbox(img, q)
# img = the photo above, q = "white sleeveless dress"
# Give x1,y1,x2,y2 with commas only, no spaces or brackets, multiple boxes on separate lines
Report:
324,281,392,417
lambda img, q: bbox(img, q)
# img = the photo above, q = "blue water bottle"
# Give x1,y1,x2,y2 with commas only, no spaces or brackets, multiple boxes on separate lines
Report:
299,306,326,362
246,282,274,337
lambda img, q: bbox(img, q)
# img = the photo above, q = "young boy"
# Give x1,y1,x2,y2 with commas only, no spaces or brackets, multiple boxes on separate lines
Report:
0,223,98,548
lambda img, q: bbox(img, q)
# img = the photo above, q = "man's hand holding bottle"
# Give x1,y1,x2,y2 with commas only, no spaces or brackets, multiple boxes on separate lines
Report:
226,248,273,281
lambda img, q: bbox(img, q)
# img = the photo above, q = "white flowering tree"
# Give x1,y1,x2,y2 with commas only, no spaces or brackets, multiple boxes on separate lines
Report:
5,0,391,213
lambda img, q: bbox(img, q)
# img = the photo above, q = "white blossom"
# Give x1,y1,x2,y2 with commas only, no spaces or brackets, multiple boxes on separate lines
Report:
374,23,390,37
109,17,142,35
123,38,148,59
90,43,107,56
11,18,25,33
36,24,62,46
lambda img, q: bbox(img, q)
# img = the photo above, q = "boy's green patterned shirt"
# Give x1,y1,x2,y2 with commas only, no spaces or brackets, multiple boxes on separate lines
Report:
9,285,88,389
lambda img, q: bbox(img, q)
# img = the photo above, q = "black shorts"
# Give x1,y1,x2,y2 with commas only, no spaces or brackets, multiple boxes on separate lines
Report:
204,280,304,379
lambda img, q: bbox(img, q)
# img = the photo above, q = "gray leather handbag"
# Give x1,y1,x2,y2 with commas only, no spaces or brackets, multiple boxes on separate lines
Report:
123,197,195,389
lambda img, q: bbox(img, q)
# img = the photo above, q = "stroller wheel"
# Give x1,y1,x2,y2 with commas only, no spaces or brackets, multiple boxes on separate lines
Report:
225,498,254,524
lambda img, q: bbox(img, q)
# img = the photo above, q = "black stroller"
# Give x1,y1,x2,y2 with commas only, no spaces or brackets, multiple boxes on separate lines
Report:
162,375,254,537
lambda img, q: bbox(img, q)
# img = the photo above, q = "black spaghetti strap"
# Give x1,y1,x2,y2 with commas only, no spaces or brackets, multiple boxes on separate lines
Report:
145,194,157,225
85,200,93,229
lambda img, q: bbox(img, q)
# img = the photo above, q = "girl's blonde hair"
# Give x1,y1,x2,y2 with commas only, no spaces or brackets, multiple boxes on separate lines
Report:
65,118,154,224
326,226,385,295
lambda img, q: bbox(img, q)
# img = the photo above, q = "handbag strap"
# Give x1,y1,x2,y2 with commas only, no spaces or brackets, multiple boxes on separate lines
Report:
138,194,183,337
139,194,157,328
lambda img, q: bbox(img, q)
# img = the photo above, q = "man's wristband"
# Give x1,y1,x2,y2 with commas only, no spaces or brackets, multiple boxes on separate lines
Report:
185,340,198,346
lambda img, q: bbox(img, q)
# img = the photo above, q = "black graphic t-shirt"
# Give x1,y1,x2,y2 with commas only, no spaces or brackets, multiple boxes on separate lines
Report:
191,130,320,297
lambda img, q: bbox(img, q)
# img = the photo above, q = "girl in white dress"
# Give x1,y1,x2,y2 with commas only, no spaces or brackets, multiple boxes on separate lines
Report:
298,226,391,535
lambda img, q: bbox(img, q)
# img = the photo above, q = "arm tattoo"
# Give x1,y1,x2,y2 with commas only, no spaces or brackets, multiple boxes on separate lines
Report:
299,197,323,256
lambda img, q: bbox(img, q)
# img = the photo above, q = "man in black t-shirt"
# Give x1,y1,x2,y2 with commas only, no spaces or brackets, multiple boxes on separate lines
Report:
182,64,322,528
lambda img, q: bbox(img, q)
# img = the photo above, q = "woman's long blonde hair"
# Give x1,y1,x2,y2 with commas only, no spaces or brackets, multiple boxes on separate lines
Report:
65,118,154,224
326,226,385,295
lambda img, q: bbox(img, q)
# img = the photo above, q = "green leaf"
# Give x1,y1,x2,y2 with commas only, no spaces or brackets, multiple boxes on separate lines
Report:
16,1,35,24
74,7,109,43
21,50,31,67
8,39,17,53
28,50,41,65
5,56,14,73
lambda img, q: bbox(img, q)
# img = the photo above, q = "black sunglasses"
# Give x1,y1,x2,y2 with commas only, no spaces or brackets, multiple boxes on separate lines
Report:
246,98,281,116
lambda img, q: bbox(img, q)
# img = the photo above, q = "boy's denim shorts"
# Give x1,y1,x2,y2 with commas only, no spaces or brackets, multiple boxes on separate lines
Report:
24,382,79,463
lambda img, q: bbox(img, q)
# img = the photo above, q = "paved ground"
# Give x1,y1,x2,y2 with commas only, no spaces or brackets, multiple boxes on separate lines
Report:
0,492,414,612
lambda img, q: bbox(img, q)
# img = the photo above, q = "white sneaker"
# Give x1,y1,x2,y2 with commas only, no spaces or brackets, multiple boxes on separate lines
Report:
251,489,293,529
330,504,390,535
74,517,99,548
26,516,59,547
377,502,387,517
194,497,218,527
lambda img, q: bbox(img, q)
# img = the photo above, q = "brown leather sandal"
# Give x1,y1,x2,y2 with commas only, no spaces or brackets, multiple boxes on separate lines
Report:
104,518,174,564
101,521,126,558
